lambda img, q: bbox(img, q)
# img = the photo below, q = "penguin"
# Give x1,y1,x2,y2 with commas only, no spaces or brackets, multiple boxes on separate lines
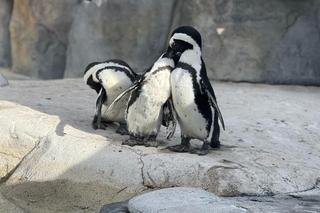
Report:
167,26,225,155
83,59,138,132
107,47,179,146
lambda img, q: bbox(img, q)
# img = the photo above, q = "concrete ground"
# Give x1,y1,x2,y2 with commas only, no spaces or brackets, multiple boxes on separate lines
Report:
0,79,319,212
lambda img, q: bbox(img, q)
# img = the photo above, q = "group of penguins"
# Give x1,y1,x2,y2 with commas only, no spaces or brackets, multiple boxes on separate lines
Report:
84,26,225,155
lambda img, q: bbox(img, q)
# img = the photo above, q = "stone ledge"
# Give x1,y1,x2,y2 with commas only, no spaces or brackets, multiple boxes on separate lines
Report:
0,79,319,212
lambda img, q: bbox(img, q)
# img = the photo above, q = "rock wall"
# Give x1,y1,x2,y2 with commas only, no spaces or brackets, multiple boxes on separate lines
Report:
9,0,79,79
65,0,176,77
0,0,12,67
172,0,320,85
2,0,320,84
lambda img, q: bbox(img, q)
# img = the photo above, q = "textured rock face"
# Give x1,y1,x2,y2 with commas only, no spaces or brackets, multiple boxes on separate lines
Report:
0,0,12,67
0,79,320,212
3,0,320,84
64,0,176,78
10,0,79,79
172,0,320,85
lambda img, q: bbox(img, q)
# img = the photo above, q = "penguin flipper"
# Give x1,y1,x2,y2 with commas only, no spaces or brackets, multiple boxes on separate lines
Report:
93,88,107,129
162,99,177,139
200,79,225,130
106,82,139,115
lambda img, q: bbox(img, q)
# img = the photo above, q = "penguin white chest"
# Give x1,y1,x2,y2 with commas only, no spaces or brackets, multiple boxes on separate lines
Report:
171,69,208,139
127,70,171,136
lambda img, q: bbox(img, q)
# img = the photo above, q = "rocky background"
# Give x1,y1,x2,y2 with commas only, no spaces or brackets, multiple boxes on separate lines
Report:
0,0,320,85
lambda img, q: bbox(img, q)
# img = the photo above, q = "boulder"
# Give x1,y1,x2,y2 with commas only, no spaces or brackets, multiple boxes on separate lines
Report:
9,0,80,79
0,0,12,67
128,187,247,213
102,187,320,213
64,0,176,78
172,0,320,85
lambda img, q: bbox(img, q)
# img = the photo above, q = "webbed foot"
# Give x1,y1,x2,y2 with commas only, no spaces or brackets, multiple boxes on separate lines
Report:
92,120,108,130
144,140,159,147
210,140,221,149
142,135,158,147
122,135,144,146
168,135,190,153
168,144,190,152
116,124,129,135
189,142,209,156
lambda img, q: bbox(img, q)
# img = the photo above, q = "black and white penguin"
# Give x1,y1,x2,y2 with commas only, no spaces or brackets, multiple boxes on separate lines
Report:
83,59,138,131
108,48,178,146
168,26,225,155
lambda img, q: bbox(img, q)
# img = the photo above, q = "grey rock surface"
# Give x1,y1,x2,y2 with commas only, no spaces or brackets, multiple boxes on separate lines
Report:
0,79,319,212
0,0,12,67
172,0,320,85
0,193,24,213
0,68,30,80
10,0,79,79
0,73,9,87
64,0,176,78
128,187,247,213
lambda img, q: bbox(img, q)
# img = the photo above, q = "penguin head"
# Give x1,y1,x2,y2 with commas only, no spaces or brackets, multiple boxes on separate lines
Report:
163,46,180,65
169,26,202,57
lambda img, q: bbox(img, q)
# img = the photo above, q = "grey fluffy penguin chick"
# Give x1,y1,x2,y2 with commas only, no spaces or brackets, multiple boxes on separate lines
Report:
107,47,179,147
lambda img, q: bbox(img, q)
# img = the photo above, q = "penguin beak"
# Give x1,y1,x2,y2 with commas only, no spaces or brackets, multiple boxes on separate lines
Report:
166,47,175,58
166,47,180,65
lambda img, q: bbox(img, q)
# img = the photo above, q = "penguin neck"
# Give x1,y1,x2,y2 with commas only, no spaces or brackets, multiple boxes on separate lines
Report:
151,55,174,73
179,49,202,72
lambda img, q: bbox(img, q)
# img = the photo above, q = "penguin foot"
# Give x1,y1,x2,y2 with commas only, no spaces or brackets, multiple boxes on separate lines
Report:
122,135,145,146
116,125,129,135
168,144,190,153
189,148,209,156
122,139,144,146
189,142,210,156
210,140,221,149
92,121,107,130
144,140,159,147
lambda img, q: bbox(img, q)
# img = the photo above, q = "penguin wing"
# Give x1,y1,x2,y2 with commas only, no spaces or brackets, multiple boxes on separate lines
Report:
162,99,177,139
105,81,140,115
200,78,225,130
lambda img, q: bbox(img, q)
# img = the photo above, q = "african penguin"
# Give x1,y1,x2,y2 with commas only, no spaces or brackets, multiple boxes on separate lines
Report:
84,59,138,132
168,26,225,155
108,47,179,146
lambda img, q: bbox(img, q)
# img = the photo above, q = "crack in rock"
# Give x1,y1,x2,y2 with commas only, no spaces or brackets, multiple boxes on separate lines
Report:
0,138,41,184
